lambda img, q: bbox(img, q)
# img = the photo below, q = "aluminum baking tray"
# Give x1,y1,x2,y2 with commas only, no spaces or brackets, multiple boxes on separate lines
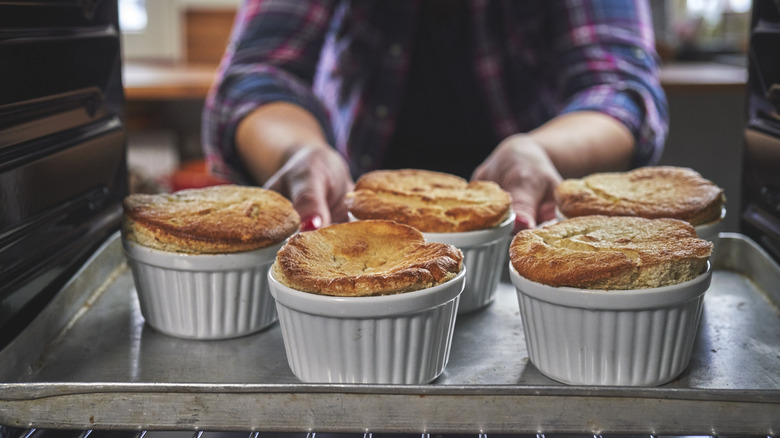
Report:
1,232,778,435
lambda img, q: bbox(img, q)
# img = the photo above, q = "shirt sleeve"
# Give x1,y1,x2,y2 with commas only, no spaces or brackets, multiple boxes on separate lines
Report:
202,0,338,184
549,0,669,167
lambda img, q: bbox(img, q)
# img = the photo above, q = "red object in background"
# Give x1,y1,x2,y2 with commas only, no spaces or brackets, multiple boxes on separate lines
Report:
169,159,231,192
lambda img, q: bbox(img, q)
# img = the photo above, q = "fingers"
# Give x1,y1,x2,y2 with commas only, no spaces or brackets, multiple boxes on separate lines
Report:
263,145,353,230
263,136,564,235
263,171,332,229
507,187,538,231
536,198,557,224
329,193,352,224
287,179,333,228
472,135,562,232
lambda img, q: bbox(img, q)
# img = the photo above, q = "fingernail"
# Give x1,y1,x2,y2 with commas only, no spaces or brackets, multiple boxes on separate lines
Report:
514,215,533,233
301,214,322,232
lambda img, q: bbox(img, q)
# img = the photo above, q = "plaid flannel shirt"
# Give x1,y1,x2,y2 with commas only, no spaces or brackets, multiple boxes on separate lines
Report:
203,0,668,183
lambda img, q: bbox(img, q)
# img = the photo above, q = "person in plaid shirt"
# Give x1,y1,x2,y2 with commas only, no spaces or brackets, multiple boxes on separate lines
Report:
202,0,668,232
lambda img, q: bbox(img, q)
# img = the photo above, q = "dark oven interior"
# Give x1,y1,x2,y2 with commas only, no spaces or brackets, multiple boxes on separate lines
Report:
742,0,780,263
0,1,127,351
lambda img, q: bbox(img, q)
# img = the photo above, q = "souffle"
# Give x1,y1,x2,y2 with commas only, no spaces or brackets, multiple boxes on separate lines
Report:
510,215,713,289
272,220,463,297
346,169,511,232
123,184,300,254
554,166,725,226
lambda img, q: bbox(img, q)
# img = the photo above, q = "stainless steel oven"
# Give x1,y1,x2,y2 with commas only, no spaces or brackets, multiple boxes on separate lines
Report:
741,0,780,263
0,0,127,352
1,1,778,437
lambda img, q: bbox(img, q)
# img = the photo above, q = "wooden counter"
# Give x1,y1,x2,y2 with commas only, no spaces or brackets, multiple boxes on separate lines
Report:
123,62,218,101
122,60,748,102
659,61,747,92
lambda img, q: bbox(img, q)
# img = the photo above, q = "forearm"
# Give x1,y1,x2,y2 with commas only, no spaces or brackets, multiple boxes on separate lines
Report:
526,111,635,179
545,0,668,169
236,102,331,185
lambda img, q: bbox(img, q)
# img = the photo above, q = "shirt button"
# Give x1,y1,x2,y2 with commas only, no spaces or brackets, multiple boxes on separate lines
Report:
632,48,646,59
360,154,373,168
389,43,403,57
375,105,389,118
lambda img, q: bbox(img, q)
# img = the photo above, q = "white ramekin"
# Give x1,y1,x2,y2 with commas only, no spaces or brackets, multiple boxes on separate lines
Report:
422,212,515,313
123,239,284,340
509,262,712,386
694,207,726,243
268,268,466,384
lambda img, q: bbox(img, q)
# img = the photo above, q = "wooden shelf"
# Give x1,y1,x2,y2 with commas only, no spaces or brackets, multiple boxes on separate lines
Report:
123,61,218,101
659,61,747,92
122,61,747,102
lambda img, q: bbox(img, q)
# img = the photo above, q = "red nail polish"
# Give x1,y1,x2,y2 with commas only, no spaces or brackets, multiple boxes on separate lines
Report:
301,215,322,231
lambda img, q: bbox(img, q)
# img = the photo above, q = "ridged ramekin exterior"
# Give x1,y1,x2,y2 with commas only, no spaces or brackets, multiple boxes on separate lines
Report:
424,213,514,314
510,265,712,386
269,269,465,384
124,240,283,340
695,207,726,243
517,291,705,386
453,237,510,313
275,299,458,383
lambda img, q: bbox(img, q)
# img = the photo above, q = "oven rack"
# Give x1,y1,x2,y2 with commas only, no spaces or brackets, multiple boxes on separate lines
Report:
1,430,775,438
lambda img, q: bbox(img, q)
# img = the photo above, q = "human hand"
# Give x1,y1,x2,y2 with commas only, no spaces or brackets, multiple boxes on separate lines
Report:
471,134,562,232
263,145,354,231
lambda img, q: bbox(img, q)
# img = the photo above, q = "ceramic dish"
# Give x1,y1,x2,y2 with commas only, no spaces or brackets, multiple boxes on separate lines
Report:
348,212,514,313
509,262,712,386
268,267,466,384
422,212,515,313
694,207,726,243
123,239,284,340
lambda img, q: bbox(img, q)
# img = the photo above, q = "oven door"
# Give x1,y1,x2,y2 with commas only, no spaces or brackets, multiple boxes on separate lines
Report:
741,0,780,263
0,1,127,350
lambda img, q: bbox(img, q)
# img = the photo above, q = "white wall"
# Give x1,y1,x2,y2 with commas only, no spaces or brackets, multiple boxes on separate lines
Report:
120,0,240,62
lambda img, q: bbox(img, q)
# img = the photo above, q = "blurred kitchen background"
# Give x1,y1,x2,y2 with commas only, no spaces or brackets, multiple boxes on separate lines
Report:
121,0,752,232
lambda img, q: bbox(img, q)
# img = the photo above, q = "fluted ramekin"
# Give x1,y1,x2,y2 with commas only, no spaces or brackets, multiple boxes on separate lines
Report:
509,262,712,386
268,268,466,384
423,212,514,313
694,207,726,243
123,239,283,340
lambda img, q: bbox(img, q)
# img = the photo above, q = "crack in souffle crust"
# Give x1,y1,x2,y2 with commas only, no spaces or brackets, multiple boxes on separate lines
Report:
510,215,713,289
345,169,511,232
273,220,464,296
122,185,301,254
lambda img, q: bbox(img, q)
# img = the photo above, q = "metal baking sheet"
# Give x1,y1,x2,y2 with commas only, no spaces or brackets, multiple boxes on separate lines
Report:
1,232,778,435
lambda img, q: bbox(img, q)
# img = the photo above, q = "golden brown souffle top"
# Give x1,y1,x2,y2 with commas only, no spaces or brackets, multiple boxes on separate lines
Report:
554,166,725,226
122,184,300,254
510,215,713,290
346,169,511,232
272,220,464,297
